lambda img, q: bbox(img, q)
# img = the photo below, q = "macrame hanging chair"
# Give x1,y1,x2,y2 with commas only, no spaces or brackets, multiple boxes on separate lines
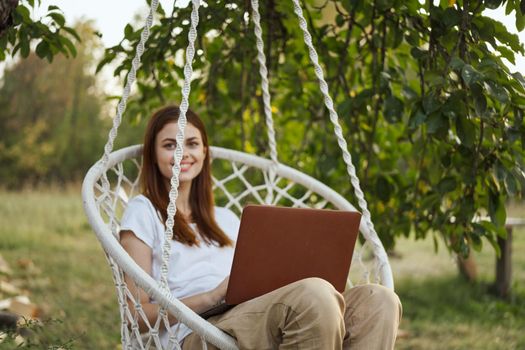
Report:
82,0,394,349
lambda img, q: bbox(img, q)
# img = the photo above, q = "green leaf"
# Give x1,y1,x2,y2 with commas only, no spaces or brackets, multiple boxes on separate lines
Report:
485,0,503,9
16,5,32,23
410,47,428,60
124,24,134,40
383,96,404,123
506,0,514,15
450,56,465,71
35,40,50,59
496,45,516,64
443,91,467,119
404,0,420,15
376,0,392,11
20,36,30,58
517,8,525,31
337,98,353,117
488,189,506,228
422,94,441,114
335,14,345,27
343,0,359,12
473,16,496,46
504,172,518,195
478,57,501,71
495,159,506,182
12,42,20,55
402,86,418,100
59,36,77,57
496,224,508,240
405,31,420,46
485,80,510,103
62,27,81,41
375,176,393,201
49,12,66,27
521,0,525,14
409,108,427,129
424,70,446,87
442,7,461,27
437,177,456,194
440,153,451,168
512,72,525,89
461,65,482,86
486,231,502,257
391,26,404,49
471,233,483,252
8,28,16,45
427,112,446,134
96,53,116,73
380,71,392,87
456,116,476,148
0,34,7,51
471,83,487,116
490,17,523,53
421,192,440,210
354,89,373,108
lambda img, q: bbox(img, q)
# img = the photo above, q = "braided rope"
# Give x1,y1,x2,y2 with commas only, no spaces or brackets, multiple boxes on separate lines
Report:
97,0,160,265
290,0,390,281
100,0,159,165
159,0,201,291
250,0,279,166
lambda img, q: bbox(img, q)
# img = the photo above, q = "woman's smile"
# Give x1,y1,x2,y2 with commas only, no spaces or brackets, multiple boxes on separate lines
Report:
180,161,193,172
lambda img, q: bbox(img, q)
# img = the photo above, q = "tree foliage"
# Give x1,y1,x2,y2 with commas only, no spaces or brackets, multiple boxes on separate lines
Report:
1,0,524,255
96,0,525,255
0,21,109,187
0,0,79,62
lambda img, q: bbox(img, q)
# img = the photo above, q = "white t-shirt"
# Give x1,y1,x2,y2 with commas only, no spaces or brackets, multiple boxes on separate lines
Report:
120,194,240,345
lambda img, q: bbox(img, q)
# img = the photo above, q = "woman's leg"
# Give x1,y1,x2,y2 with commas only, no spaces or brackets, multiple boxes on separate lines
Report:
182,277,345,350
342,284,402,350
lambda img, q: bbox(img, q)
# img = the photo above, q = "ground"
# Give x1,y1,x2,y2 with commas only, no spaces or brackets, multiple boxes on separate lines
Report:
0,189,523,349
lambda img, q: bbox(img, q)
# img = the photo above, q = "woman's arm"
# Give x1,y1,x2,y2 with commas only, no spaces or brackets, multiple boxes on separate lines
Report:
181,276,228,314
120,230,227,332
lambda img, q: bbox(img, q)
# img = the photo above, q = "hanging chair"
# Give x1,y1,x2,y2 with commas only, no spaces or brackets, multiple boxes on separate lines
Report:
82,0,394,349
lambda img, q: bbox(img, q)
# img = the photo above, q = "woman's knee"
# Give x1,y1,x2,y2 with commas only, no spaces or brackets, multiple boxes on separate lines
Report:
371,285,402,322
346,284,402,324
288,277,345,317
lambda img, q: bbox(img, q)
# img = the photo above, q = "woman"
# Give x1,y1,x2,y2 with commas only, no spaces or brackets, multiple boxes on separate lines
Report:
120,105,402,349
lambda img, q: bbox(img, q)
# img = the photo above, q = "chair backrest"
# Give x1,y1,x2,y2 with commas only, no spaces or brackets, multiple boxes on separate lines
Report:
82,144,393,349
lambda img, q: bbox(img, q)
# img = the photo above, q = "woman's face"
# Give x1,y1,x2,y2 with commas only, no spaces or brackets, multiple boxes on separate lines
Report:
155,121,207,185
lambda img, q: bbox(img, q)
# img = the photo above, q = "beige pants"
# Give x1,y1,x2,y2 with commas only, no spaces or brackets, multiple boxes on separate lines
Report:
182,278,402,350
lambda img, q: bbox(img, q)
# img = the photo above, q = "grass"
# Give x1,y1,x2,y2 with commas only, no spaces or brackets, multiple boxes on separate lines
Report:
0,189,121,349
391,202,525,350
0,188,524,349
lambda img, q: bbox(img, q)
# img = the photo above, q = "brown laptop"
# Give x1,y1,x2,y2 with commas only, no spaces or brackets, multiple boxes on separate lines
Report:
200,204,361,318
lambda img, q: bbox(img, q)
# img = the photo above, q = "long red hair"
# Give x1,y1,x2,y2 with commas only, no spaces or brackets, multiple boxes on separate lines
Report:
140,105,232,247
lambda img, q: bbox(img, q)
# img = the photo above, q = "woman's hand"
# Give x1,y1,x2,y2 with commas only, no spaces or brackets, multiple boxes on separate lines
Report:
209,276,229,305
180,276,230,314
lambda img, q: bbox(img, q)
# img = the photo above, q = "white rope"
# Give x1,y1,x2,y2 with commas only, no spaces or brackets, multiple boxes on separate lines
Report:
159,0,201,291
100,0,160,165
250,0,279,166
97,0,160,267
290,0,390,282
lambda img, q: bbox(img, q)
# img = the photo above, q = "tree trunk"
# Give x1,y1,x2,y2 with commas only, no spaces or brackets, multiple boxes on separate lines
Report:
0,0,19,36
